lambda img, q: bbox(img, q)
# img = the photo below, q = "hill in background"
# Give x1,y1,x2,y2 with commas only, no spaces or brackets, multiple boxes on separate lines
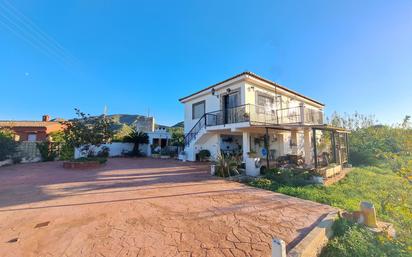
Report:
106,114,183,138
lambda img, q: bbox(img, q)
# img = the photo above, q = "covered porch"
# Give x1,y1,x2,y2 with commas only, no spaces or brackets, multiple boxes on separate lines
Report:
210,124,350,177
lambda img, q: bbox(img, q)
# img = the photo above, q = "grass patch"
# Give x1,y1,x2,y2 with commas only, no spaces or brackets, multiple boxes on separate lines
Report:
249,166,412,252
320,218,410,257
71,157,107,164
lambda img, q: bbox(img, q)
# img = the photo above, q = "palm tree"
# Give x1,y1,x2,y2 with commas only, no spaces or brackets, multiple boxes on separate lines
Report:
123,129,149,156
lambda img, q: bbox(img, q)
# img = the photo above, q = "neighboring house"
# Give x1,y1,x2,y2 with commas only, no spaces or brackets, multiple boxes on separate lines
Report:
0,115,63,142
146,127,172,155
179,71,349,175
133,117,172,156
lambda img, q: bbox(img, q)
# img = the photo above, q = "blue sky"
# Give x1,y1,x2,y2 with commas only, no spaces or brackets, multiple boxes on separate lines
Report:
0,0,411,126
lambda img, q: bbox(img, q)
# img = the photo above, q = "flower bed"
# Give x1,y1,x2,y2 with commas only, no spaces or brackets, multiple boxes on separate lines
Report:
63,157,107,169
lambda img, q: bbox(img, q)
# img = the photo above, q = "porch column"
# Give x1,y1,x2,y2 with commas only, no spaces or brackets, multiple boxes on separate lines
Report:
313,128,318,169
291,130,298,155
304,128,311,165
345,133,350,163
242,131,250,162
331,131,337,163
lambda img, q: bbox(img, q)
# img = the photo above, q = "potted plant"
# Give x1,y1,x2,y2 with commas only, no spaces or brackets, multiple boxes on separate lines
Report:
198,149,211,162
151,144,161,158
179,151,187,162
160,148,171,159
214,154,240,177
311,169,324,184
247,150,257,158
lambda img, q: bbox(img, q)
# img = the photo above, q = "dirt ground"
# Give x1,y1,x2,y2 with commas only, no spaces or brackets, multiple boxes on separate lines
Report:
0,158,335,257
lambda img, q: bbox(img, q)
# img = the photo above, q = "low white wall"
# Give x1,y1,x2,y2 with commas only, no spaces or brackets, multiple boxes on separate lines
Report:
74,143,135,159
0,159,13,167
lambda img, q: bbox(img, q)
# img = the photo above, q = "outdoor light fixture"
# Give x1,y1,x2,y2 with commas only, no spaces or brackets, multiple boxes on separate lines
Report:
226,88,231,93
211,88,215,95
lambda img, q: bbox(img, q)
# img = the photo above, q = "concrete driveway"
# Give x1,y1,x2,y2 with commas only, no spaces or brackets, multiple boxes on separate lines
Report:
0,158,334,257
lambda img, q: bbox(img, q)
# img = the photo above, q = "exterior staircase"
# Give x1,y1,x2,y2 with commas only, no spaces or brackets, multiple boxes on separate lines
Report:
184,114,209,161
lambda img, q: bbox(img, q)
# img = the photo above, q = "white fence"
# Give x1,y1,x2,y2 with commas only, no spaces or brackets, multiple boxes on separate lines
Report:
74,143,150,159
74,142,135,159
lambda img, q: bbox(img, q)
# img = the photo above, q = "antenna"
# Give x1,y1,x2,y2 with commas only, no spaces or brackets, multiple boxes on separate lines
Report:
103,105,108,115
147,107,150,117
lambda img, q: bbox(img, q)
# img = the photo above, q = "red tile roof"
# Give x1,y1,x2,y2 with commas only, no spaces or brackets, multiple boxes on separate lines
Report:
0,121,61,128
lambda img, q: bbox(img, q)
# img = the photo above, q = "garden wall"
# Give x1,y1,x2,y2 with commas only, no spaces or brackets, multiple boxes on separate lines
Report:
16,142,42,162
74,142,148,159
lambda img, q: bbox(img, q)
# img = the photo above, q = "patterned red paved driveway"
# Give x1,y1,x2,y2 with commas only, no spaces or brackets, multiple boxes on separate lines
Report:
0,158,335,257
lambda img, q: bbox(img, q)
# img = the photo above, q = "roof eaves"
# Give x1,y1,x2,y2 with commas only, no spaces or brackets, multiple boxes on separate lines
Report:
178,71,324,106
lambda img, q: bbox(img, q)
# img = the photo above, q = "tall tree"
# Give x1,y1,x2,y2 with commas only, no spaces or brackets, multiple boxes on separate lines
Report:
62,109,114,156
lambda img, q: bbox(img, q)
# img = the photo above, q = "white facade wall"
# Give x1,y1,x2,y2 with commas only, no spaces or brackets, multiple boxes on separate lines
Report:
193,133,220,160
183,81,246,133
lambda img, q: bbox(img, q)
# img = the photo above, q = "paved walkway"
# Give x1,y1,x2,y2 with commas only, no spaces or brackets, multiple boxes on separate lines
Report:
0,158,335,257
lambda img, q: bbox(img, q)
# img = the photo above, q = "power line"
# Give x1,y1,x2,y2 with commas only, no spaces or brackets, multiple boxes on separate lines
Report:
0,0,78,67
3,0,78,64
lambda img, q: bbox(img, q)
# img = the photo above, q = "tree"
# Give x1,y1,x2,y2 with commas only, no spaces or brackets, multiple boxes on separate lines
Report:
123,129,149,156
328,111,377,131
61,109,114,156
0,129,17,161
401,115,411,129
168,127,184,147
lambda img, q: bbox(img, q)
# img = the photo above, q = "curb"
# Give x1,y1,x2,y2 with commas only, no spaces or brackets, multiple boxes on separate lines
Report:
287,211,338,257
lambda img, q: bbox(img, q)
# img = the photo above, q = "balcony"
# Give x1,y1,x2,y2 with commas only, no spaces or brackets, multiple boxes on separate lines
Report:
205,104,323,127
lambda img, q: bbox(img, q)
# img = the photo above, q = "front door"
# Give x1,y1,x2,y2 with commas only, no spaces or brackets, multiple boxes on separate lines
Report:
223,92,239,124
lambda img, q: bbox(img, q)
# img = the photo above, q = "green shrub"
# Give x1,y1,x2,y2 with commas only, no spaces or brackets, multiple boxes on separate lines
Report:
214,154,240,177
265,168,313,186
249,167,412,247
321,219,410,257
74,157,107,164
249,178,280,191
36,142,58,161
198,150,211,161
96,146,110,157
59,144,74,160
12,156,22,164
0,129,17,161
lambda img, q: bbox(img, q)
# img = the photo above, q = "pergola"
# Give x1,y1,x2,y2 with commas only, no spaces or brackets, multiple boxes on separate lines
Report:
252,124,350,170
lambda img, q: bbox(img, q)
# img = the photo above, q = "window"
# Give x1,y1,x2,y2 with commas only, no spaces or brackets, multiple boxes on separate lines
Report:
192,101,205,119
257,94,274,107
256,93,275,114
27,134,37,142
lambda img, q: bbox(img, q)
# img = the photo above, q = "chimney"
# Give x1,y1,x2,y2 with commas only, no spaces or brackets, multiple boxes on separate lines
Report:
42,115,50,122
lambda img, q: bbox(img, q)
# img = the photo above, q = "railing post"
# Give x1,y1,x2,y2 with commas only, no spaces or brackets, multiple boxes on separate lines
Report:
265,127,270,170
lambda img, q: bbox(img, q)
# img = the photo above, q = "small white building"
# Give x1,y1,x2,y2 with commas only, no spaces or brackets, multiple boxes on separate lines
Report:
179,71,349,176
145,127,172,156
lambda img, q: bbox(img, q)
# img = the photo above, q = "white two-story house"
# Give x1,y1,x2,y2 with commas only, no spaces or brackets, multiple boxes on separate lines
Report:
179,72,349,176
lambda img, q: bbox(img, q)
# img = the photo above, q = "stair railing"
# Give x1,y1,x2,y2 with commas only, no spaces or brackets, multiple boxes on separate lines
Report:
184,114,206,146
